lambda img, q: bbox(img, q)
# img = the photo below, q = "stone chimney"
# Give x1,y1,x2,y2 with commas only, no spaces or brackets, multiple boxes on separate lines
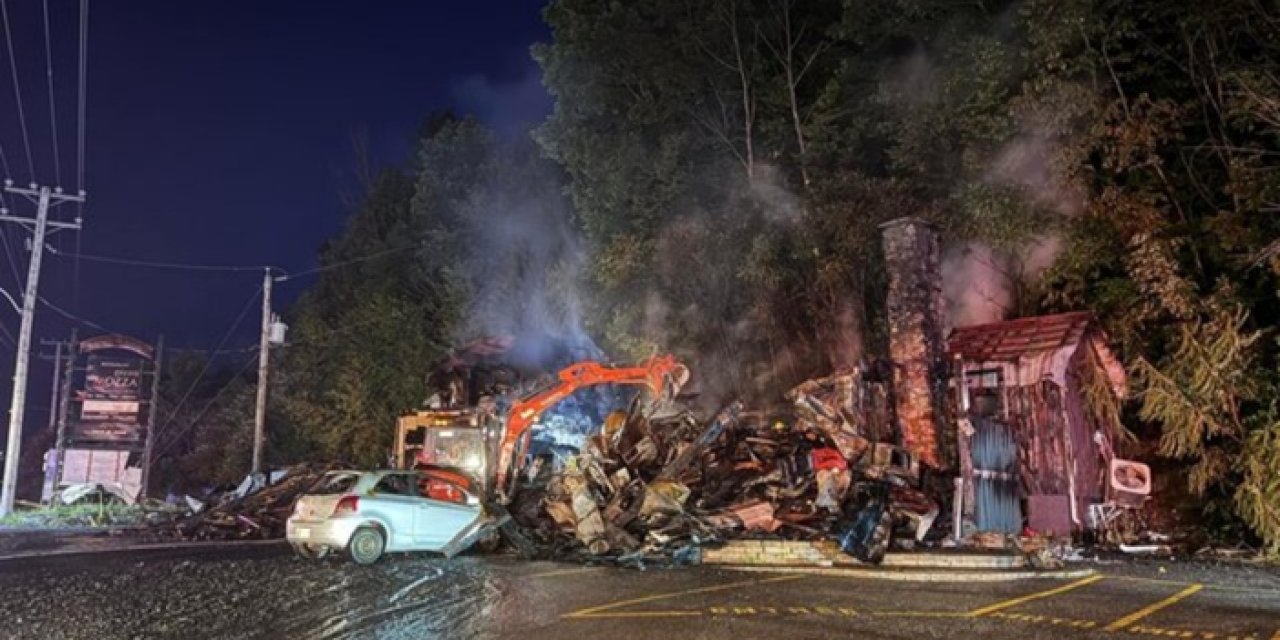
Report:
880,217,948,469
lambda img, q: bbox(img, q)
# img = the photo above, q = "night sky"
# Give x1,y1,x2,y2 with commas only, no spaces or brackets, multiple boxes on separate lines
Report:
0,1,552,409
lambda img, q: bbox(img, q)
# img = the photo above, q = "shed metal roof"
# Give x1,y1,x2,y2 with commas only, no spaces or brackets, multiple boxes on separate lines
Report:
947,311,1094,362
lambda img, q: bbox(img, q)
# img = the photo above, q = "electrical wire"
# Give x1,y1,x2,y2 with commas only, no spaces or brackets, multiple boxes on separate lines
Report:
38,294,117,334
0,0,35,180
0,321,13,349
45,242,418,280
0,225,22,293
40,0,60,187
0,138,11,186
0,284,19,312
151,351,259,461
72,0,87,311
152,285,262,439
75,0,86,194
274,242,419,282
44,245,275,273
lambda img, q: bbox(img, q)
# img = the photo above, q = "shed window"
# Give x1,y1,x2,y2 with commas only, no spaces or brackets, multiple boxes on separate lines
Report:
966,369,1004,417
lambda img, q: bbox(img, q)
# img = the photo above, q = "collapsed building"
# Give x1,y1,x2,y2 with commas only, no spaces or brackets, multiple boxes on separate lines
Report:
393,217,1146,562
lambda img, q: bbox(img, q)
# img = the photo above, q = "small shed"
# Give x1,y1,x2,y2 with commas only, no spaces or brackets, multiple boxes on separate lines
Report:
947,312,1126,536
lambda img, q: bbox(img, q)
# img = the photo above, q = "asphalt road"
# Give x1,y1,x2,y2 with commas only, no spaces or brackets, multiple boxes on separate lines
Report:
0,544,1276,640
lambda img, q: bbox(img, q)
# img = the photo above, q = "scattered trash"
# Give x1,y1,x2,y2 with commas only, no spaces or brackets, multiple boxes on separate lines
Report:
498,368,938,565
1120,544,1174,556
147,462,345,540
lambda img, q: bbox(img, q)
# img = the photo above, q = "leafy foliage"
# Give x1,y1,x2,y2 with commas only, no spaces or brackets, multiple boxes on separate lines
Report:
153,0,1279,548
537,0,1280,545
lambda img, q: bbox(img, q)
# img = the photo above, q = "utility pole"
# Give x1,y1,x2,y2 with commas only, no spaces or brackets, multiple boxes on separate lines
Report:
140,334,164,497
0,181,84,517
41,339,64,436
252,269,272,475
37,336,70,504
52,331,77,496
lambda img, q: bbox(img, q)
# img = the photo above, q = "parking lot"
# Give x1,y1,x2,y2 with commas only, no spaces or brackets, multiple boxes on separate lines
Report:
0,544,1276,639
540,565,1279,640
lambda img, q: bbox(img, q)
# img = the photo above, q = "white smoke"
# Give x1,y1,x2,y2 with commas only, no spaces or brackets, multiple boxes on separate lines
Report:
943,235,1063,327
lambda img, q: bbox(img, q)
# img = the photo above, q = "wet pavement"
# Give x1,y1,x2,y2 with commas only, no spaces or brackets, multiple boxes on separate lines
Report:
0,544,1276,640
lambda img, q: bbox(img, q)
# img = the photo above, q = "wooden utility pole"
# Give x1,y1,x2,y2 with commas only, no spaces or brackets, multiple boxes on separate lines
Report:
42,340,64,436
140,335,164,497
252,269,272,475
0,182,84,516
37,335,72,503
52,330,77,496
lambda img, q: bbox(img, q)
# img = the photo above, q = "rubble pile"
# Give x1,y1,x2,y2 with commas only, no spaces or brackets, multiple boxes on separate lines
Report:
504,372,940,564
152,462,344,540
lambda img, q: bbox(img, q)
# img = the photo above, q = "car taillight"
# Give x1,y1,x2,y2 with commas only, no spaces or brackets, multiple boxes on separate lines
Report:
332,495,359,516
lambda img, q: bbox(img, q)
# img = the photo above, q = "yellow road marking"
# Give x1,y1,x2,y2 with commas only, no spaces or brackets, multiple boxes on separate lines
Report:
562,574,804,619
968,574,1105,617
1108,575,1280,597
529,567,602,579
565,610,704,618
1105,583,1204,632
871,611,969,618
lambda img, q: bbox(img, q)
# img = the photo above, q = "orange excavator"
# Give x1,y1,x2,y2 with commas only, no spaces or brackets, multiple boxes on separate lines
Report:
491,354,689,504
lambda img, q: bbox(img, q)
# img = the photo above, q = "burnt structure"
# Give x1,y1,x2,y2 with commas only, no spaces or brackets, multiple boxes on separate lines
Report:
948,311,1129,535
880,217,949,469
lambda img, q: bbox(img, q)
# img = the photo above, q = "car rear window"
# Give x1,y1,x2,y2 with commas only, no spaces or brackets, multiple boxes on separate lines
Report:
311,472,360,495
373,473,417,496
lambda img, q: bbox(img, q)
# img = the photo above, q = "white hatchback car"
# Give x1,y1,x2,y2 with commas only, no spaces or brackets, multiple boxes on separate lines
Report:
286,468,491,564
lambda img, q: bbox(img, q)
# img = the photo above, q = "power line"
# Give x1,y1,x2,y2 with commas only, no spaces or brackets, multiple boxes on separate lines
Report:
0,138,10,186
38,294,116,334
151,351,258,461
75,0,86,194
0,0,35,179
0,224,19,291
44,242,419,280
153,285,262,439
274,242,420,282
72,0,87,311
44,245,275,273
0,319,13,350
40,0,60,187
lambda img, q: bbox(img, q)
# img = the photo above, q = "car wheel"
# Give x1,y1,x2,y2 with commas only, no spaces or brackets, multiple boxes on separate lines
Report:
293,542,329,560
347,527,386,565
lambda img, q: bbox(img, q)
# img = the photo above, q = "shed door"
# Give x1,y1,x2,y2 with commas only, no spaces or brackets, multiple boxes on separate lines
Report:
970,416,1022,534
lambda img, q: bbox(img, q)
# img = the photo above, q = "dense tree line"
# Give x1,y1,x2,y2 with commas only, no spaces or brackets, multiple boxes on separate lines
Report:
533,0,1278,549
160,1,1278,549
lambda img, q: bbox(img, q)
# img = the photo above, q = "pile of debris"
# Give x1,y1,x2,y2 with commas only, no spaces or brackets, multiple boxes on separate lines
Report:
504,371,940,564
150,462,344,540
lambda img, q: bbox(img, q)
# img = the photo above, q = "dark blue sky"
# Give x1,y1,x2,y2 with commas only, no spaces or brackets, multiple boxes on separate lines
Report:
0,0,552,367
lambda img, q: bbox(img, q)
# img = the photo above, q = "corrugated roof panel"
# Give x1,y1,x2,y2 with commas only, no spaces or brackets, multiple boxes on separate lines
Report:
947,311,1094,362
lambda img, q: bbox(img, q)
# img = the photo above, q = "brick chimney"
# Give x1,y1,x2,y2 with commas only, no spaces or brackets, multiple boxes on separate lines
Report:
880,217,948,469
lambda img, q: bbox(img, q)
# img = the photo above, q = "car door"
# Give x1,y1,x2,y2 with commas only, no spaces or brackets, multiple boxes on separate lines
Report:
368,472,421,550
411,468,484,551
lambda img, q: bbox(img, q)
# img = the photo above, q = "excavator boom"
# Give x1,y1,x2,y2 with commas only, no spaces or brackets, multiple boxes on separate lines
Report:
492,354,688,503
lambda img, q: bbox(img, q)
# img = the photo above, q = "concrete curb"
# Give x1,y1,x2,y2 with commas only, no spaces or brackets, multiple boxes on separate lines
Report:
0,538,285,563
0,526,150,536
699,540,1028,570
723,564,1098,583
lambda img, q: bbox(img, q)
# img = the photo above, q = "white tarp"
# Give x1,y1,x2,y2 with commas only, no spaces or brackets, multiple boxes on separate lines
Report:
59,449,142,504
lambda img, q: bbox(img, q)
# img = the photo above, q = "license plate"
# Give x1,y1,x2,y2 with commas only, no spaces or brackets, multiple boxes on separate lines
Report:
296,528,310,539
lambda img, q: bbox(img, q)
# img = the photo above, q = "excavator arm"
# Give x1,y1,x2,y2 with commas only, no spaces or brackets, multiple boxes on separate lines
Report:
492,354,688,504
